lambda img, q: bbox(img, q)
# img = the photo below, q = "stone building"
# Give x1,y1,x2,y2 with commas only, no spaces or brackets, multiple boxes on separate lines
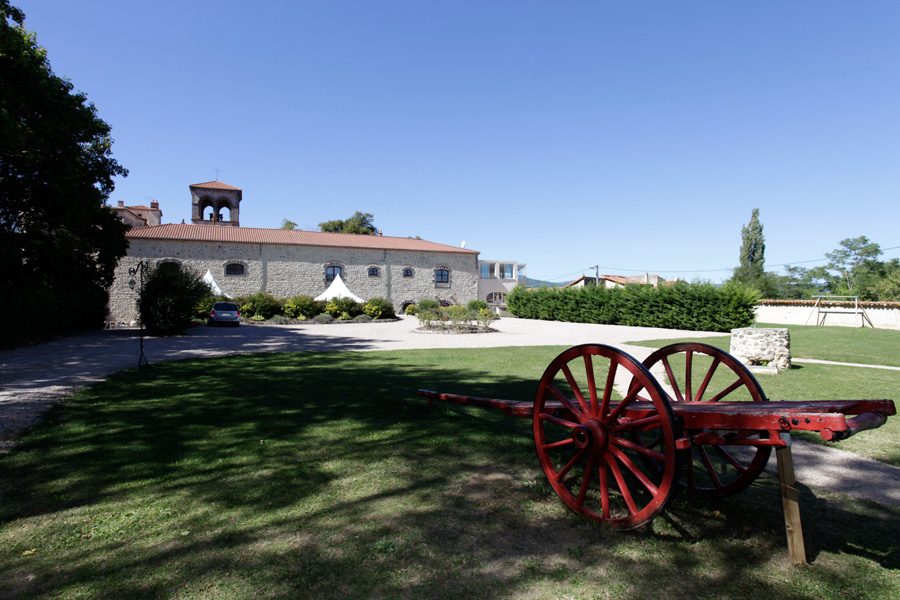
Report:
108,181,480,322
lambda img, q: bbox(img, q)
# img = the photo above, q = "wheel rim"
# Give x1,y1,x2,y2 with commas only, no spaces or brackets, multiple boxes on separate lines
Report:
533,344,679,530
639,343,772,498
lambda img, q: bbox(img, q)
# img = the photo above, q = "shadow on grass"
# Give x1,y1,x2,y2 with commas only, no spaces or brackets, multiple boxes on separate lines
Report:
2,349,899,599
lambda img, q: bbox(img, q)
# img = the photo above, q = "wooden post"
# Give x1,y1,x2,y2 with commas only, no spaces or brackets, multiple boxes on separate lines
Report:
776,433,807,564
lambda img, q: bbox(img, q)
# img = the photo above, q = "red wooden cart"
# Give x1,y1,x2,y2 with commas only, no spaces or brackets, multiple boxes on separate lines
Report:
418,343,895,564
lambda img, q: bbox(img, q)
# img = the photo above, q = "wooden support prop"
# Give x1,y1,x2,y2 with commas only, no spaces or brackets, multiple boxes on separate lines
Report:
775,433,807,564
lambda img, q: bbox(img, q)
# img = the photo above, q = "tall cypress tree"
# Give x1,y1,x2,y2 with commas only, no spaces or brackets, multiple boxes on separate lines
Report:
734,209,765,284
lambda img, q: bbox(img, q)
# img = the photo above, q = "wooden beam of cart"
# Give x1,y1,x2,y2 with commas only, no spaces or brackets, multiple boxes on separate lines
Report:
418,390,894,442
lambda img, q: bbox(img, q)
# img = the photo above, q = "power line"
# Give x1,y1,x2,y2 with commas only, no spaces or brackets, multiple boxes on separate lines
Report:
531,244,900,282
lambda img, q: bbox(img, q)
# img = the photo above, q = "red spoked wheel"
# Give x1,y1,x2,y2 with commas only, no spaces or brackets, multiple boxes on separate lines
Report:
533,344,680,530
639,343,772,498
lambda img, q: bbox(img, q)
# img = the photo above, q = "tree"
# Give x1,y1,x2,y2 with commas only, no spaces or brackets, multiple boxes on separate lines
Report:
280,219,297,230
1,1,128,346
812,236,883,298
138,263,210,335
733,209,765,285
318,212,377,235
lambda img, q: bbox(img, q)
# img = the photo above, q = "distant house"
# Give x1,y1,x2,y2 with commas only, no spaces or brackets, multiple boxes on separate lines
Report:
108,181,480,322
477,260,526,312
110,200,163,228
564,273,671,289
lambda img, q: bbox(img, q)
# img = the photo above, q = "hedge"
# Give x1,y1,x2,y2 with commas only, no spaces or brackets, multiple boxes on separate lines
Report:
506,282,758,332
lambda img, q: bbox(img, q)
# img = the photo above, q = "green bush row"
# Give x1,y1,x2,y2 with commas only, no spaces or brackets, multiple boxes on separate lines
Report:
506,282,758,332
196,291,397,322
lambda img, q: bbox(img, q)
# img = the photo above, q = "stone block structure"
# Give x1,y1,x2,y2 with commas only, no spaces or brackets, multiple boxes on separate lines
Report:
108,181,480,322
730,327,791,372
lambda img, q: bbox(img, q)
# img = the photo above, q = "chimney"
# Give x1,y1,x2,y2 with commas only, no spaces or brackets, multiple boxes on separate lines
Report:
150,201,159,209
117,200,124,207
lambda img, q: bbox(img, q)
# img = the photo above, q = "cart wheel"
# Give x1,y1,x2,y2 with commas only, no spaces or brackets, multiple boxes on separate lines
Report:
639,343,772,498
533,344,680,530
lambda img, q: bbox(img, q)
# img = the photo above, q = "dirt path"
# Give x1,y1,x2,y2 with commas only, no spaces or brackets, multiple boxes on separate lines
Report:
2,318,897,507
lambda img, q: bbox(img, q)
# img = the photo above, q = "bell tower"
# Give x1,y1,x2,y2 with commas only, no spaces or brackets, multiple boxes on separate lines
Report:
190,181,242,227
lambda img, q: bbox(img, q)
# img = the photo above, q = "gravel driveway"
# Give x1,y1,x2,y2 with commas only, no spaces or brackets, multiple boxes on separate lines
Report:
2,316,897,507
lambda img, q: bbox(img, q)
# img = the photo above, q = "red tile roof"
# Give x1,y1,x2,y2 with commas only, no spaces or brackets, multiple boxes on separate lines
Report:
126,224,478,255
189,181,242,191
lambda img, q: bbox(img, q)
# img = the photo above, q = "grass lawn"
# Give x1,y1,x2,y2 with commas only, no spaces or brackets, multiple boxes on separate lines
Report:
627,323,900,368
2,347,900,599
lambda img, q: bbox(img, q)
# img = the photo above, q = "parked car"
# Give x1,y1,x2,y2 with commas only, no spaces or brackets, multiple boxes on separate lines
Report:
207,302,240,326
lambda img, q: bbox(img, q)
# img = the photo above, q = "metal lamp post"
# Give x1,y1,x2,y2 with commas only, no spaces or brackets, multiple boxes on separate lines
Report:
127,260,149,367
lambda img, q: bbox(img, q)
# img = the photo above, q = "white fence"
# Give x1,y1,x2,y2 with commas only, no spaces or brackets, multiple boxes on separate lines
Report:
755,299,900,330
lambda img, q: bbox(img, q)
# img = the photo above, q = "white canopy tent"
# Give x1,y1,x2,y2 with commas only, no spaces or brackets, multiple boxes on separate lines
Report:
315,274,364,302
202,269,230,298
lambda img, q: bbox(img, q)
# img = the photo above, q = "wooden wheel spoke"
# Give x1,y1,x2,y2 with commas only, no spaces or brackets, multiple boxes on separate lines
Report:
546,383,584,420
576,455,597,507
540,438,575,451
711,445,749,474
560,365,590,417
537,411,579,429
609,446,659,496
609,435,666,462
605,454,639,516
555,447,590,482
609,413,661,434
582,354,600,417
661,357,684,402
599,358,617,418
598,461,610,519
684,350,693,401
608,383,641,423
694,357,721,401
708,378,745,402
697,445,725,490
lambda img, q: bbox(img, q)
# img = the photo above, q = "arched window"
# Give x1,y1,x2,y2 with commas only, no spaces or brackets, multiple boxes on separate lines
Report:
325,265,343,282
486,292,506,304
402,267,414,278
368,266,380,277
225,263,244,276
435,268,449,284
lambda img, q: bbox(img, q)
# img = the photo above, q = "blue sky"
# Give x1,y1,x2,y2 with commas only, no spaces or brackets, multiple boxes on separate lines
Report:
16,0,900,283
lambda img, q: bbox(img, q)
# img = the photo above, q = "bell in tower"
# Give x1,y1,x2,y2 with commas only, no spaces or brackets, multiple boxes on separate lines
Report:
190,181,242,227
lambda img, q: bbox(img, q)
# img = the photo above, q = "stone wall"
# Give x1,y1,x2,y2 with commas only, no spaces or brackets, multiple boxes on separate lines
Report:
730,327,791,372
109,239,479,322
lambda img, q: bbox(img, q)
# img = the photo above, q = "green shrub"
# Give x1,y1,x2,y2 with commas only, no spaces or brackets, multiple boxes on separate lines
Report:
284,295,322,320
270,314,289,325
405,304,418,316
324,298,362,318
313,313,335,324
352,314,373,322
477,307,498,329
364,297,396,319
138,263,211,335
241,292,283,319
506,281,758,332
444,304,473,326
418,298,440,311
467,299,489,312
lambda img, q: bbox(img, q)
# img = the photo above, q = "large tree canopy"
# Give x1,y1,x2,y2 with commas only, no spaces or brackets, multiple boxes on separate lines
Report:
318,211,377,235
1,1,128,346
